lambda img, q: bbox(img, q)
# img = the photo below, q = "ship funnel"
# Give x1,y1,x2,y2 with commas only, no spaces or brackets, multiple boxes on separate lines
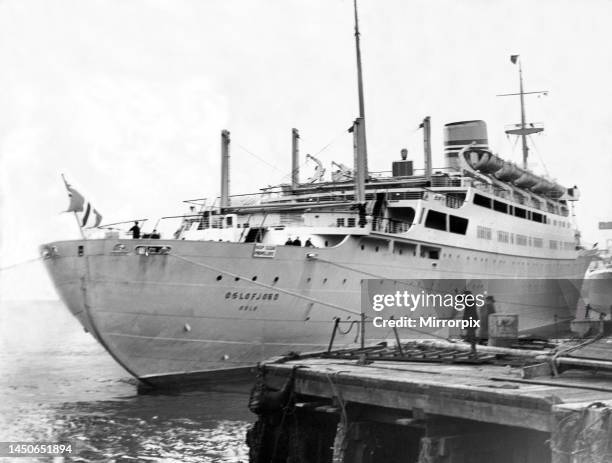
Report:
443,120,488,170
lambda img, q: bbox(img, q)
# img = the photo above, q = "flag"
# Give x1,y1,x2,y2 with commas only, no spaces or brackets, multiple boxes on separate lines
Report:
510,54,519,64
63,176,103,228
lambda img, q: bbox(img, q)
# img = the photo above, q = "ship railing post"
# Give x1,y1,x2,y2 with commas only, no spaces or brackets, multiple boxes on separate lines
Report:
328,317,341,352
390,315,404,356
360,312,366,349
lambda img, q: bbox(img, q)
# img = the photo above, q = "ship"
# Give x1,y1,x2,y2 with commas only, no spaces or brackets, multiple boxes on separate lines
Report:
582,236,612,317
41,3,595,388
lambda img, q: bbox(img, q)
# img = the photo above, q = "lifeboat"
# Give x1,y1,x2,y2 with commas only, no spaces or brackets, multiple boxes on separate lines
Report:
494,162,522,182
514,171,539,189
463,149,504,174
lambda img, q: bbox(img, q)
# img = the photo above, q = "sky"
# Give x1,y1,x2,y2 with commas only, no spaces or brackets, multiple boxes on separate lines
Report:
1,0,612,300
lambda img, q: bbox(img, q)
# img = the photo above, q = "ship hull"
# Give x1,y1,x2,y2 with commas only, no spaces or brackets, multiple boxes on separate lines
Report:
42,237,591,386
583,268,612,315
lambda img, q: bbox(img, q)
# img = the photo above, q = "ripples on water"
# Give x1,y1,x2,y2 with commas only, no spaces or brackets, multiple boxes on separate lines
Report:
0,300,253,462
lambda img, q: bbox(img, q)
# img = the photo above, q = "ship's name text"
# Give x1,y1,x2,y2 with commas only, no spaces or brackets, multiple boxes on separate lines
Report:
225,291,280,301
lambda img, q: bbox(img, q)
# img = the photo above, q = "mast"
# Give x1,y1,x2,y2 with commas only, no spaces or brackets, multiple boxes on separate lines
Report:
220,129,230,209
498,55,547,170
352,0,368,203
291,128,300,189
422,116,432,182
518,60,528,169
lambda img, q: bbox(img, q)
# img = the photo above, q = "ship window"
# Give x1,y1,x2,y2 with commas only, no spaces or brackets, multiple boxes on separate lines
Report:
78,245,84,257
497,231,509,243
424,210,447,231
473,194,491,208
477,226,492,240
396,242,417,256
336,218,345,227
533,238,543,248
420,245,440,259
516,234,528,246
347,218,356,227
514,207,527,219
449,215,468,235
493,200,508,213
532,212,544,223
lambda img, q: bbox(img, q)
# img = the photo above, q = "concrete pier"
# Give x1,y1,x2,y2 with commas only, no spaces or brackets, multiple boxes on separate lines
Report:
247,342,612,463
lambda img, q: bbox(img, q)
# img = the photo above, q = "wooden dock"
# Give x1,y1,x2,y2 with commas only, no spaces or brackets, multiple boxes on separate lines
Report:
246,341,612,463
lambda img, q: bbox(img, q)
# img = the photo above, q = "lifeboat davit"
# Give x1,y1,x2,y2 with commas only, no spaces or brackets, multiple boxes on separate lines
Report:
494,162,522,182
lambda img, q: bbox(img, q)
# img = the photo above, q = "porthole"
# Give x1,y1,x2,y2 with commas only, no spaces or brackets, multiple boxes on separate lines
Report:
273,276,279,283
323,278,328,284
252,276,257,281
342,278,347,284
307,277,311,283
216,275,222,281
234,277,240,281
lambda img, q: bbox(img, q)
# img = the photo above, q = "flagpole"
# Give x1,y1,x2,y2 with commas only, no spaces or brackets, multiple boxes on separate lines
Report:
62,174,86,240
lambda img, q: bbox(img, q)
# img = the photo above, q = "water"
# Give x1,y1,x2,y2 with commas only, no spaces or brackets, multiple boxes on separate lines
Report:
0,300,253,462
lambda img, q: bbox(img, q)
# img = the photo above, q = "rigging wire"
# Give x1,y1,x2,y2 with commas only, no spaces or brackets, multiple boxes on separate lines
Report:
0,256,42,272
528,134,551,177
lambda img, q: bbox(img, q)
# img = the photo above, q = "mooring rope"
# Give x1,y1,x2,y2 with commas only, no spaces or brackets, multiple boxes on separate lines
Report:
0,256,42,272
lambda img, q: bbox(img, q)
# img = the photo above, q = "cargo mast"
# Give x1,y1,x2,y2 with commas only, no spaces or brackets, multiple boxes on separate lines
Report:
352,0,368,204
498,55,547,169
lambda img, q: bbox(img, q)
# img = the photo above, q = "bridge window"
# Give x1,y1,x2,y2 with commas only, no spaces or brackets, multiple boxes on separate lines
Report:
473,194,491,208
425,210,447,231
449,215,468,235
493,200,508,214
514,207,527,219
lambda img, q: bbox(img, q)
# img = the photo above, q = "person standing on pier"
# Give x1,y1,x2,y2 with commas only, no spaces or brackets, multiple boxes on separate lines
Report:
478,295,496,344
461,291,479,355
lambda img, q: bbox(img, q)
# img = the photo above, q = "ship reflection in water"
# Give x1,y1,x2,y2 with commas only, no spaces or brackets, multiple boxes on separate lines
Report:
0,300,251,462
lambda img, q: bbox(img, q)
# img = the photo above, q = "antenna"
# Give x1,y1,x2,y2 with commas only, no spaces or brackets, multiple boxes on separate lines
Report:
497,55,548,169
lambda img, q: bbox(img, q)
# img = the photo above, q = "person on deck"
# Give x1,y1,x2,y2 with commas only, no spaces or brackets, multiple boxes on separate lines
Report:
305,238,314,247
285,237,293,246
129,221,141,239
292,237,302,247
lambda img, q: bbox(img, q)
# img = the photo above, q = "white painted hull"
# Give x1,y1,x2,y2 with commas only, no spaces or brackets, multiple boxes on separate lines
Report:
43,237,592,385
